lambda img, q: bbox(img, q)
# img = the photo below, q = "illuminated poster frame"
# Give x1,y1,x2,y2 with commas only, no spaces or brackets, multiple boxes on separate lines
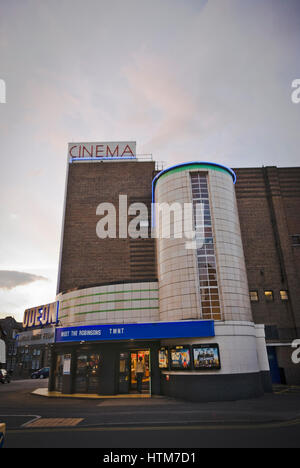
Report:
170,345,191,370
158,347,169,369
192,343,221,370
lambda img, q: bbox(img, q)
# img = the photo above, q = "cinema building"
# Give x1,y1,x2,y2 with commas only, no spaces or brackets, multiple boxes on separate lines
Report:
18,141,300,401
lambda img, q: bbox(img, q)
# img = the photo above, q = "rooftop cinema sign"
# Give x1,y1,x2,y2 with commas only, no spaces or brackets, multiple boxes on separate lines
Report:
68,141,136,160
23,302,59,329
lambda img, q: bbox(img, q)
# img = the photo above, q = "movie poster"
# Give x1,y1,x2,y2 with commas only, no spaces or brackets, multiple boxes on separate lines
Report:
193,344,221,370
158,348,169,369
170,347,191,370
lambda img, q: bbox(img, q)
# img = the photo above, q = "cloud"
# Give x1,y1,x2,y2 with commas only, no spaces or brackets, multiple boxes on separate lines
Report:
0,270,48,291
120,0,300,166
123,53,198,151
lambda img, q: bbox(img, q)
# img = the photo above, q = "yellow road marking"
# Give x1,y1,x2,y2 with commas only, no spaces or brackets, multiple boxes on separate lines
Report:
25,418,83,428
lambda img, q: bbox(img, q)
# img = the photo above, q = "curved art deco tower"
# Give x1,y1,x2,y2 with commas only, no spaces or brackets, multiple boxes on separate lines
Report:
154,162,271,401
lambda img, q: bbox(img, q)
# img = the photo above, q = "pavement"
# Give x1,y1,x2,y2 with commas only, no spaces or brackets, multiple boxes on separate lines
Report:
1,379,300,448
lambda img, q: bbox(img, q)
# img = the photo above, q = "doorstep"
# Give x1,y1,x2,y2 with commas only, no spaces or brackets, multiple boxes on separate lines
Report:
31,388,151,399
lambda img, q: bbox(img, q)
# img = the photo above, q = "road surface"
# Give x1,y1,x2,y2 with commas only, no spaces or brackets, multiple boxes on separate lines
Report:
1,379,300,448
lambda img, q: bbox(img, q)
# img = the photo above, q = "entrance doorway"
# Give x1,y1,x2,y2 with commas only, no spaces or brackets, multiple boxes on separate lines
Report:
53,353,64,392
118,349,150,395
130,350,150,394
74,351,101,394
267,347,282,384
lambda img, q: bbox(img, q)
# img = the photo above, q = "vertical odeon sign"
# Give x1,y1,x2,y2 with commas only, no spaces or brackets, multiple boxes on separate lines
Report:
23,302,59,329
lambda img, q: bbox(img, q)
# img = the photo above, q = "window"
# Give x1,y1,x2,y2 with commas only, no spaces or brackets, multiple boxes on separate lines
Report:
250,291,259,302
264,291,274,302
280,290,289,301
32,360,40,370
190,173,221,321
292,235,300,246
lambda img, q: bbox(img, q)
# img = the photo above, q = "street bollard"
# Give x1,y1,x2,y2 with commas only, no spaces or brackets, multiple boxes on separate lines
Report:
0,423,6,448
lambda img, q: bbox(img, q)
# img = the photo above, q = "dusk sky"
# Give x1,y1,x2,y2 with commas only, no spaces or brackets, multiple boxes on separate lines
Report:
0,0,300,322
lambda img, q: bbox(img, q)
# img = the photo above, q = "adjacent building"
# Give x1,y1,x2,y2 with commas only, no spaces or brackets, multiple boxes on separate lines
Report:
0,317,22,373
234,167,300,384
0,324,5,368
16,304,57,378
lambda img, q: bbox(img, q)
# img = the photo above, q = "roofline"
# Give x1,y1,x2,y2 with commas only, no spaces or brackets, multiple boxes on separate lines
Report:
152,161,236,190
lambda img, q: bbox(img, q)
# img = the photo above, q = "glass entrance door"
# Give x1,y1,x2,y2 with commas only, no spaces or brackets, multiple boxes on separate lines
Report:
130,350,150,394
54,354,64,392
118,351,130,394
74,351,101,394
267,347,282,384
118,349,151,395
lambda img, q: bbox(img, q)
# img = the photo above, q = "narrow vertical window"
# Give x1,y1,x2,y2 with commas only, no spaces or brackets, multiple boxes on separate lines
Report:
250,291,259,302
190,173,222,320
264,291,274,302
280,290,289,301
291,235,300,246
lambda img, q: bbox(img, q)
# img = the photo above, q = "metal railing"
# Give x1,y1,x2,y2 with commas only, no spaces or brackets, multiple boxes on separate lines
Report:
70,153,165,171
136,153,153,160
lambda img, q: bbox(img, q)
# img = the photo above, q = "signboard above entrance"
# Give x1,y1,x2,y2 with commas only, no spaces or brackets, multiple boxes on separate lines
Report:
68,141,136,161
55,320,215,343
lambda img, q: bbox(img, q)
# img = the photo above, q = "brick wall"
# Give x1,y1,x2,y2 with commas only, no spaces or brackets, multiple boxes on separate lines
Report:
234,166,300,383
58,161,157,293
